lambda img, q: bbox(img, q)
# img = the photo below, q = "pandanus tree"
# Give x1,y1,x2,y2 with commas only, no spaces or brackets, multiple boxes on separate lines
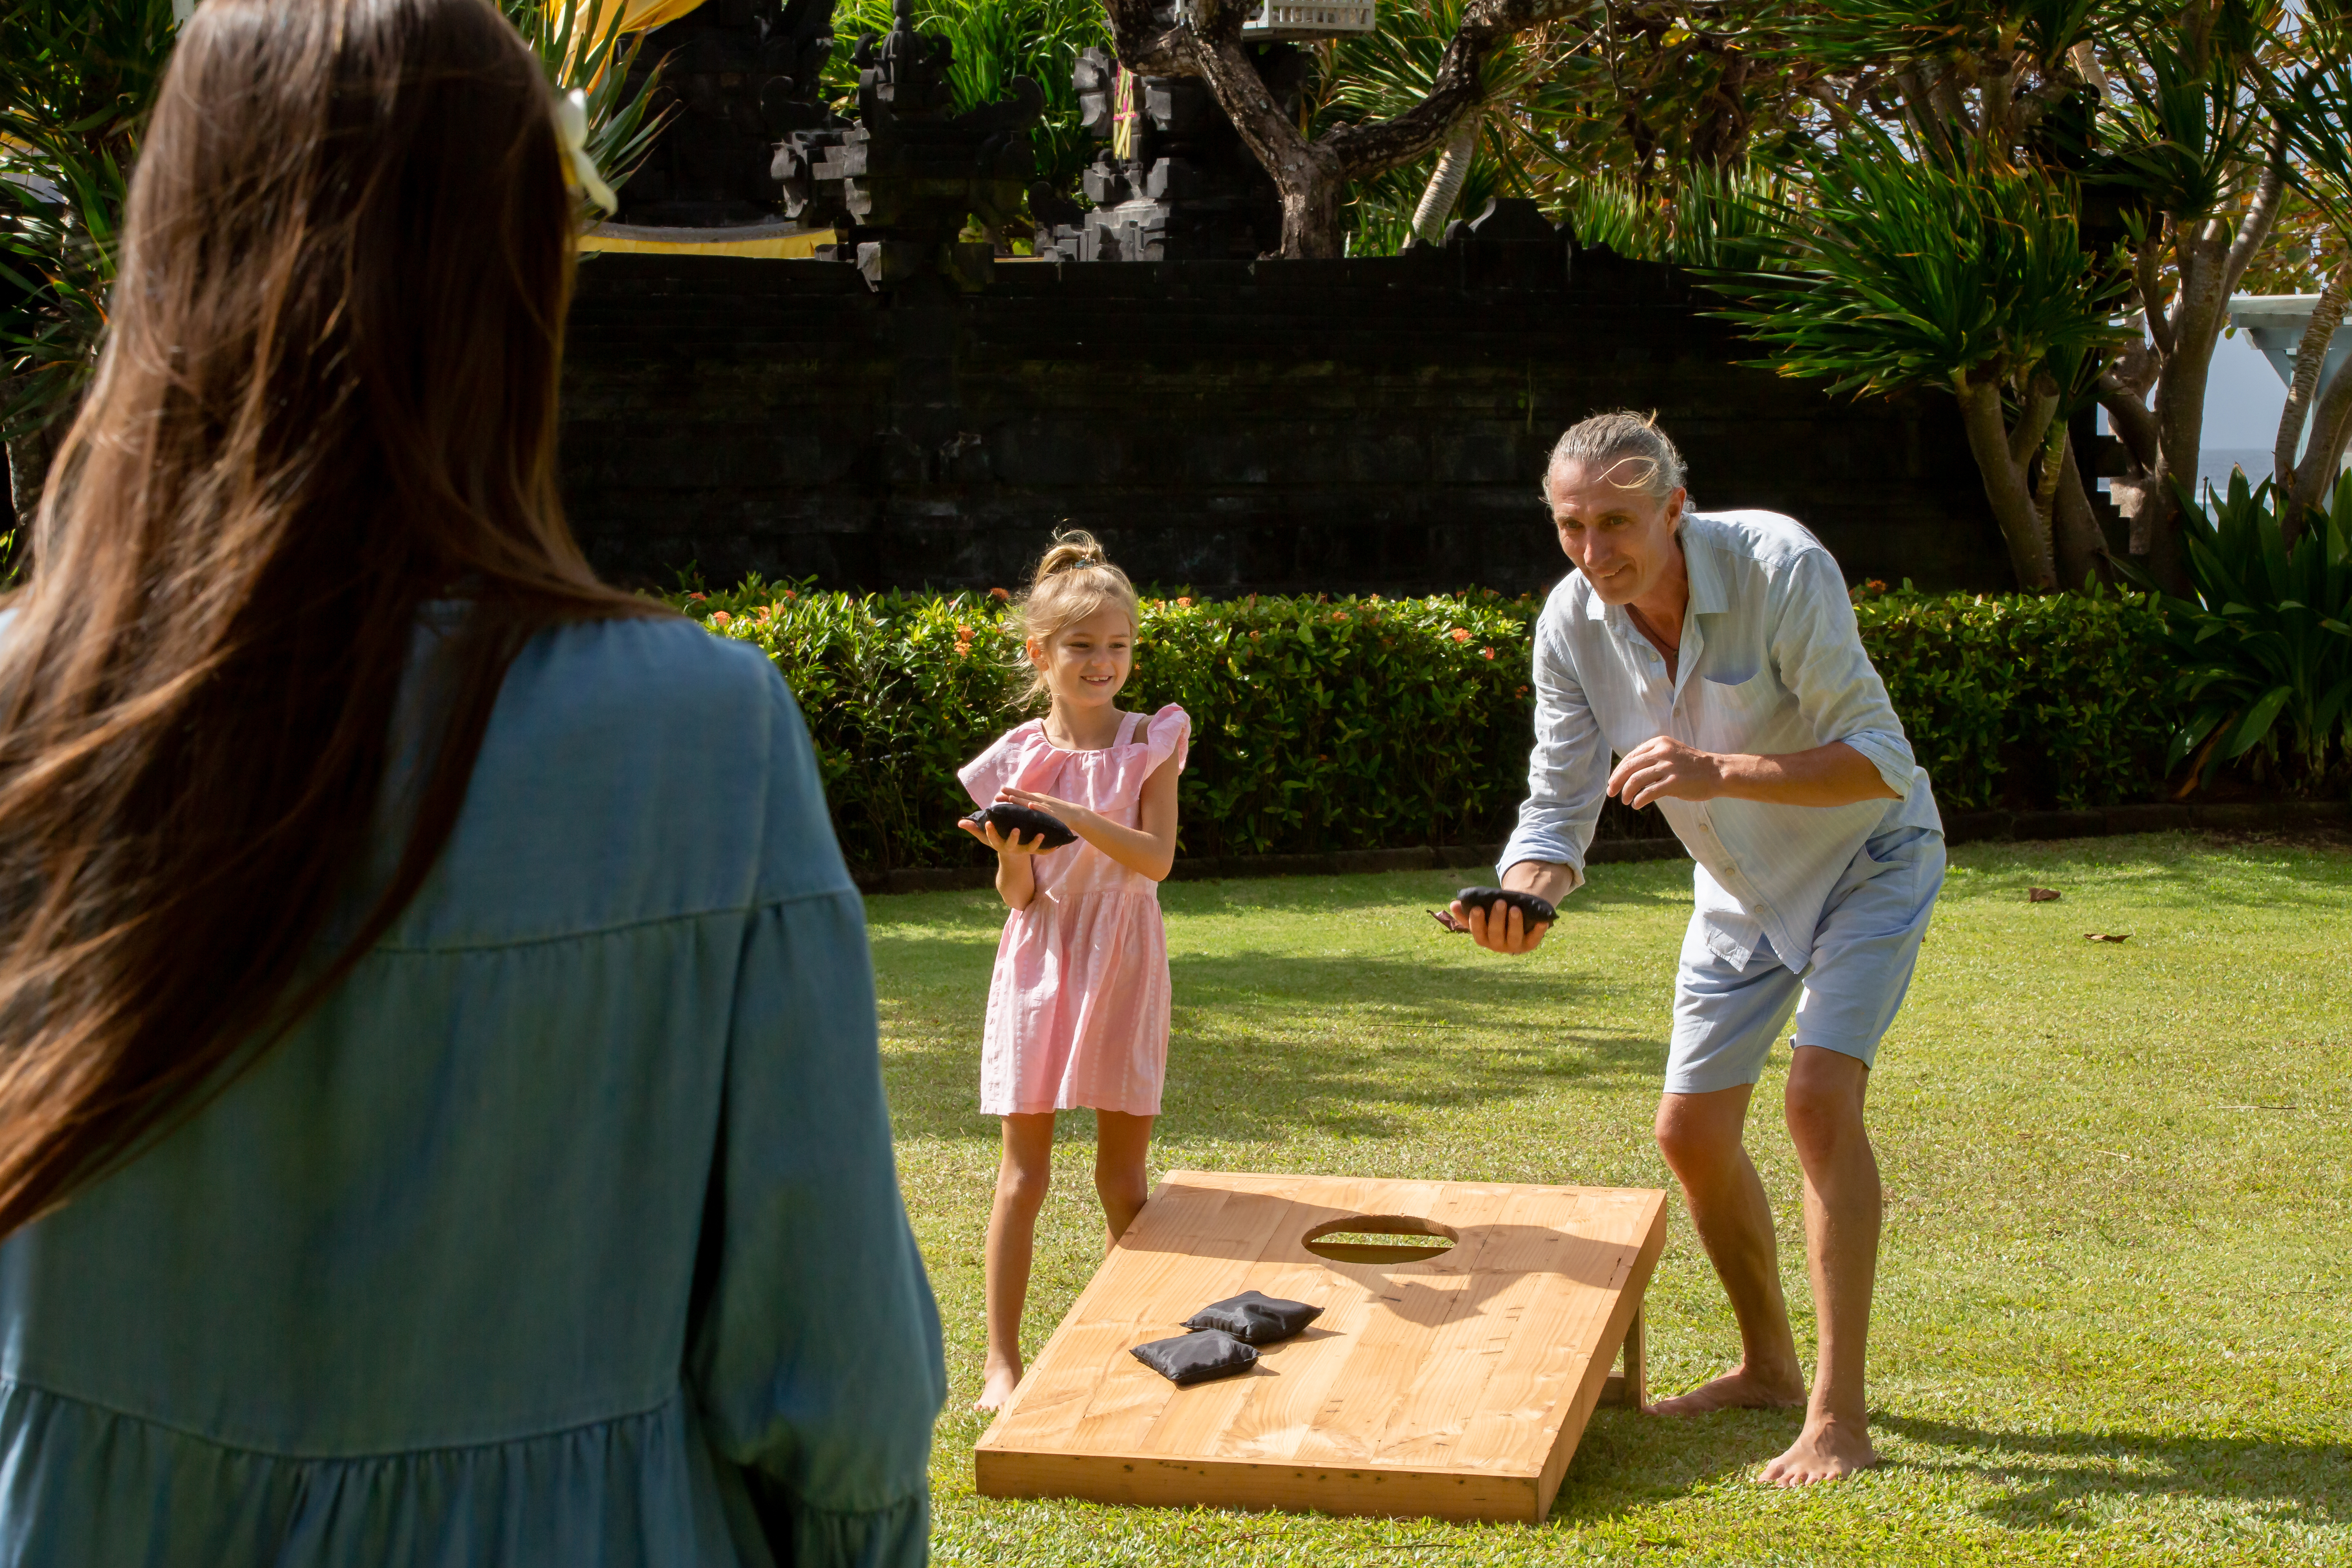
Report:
1100,0,1596,258
1722,124,2129,591
2266,44,2352,536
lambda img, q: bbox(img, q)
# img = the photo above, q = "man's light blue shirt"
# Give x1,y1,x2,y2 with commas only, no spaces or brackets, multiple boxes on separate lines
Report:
1499,510,1942,974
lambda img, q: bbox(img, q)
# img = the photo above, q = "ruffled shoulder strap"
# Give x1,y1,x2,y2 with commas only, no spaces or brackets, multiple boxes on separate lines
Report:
958,720,1045,806
1141,703,1191,775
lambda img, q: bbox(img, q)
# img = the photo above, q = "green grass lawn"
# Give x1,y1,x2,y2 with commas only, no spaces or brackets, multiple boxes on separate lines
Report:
868,832,2352,1567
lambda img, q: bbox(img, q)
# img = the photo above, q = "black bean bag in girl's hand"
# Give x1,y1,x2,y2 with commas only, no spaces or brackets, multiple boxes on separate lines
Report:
1431,886,1557,935
963,803,1077,849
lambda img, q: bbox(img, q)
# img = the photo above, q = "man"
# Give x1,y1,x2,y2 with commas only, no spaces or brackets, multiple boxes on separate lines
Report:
1456,410,1944,1484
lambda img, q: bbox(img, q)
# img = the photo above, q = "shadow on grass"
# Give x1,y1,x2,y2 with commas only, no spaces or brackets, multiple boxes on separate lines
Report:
1876,1413,2352,1531
1549,1407,2352,1533
880,948,1663,1144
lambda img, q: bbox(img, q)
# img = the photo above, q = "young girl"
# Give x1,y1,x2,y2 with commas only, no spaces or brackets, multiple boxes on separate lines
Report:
958,532,1190,1414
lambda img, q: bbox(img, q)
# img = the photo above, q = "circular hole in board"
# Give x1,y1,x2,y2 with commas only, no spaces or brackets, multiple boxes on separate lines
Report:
1302,1213,1460,1264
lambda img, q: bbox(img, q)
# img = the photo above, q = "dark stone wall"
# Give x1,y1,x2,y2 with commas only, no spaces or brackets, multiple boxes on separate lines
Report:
560,246,2012,594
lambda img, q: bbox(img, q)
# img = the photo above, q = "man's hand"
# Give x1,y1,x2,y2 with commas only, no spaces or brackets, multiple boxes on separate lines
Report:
1608,735,1727,809
1453,861,1578,955
1611,737,1900,809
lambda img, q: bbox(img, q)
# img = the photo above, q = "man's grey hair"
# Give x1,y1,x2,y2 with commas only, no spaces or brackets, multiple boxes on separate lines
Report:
1541,410,1691,508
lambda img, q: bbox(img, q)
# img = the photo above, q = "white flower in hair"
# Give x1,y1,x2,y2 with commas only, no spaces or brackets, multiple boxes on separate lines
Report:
554,89,617,216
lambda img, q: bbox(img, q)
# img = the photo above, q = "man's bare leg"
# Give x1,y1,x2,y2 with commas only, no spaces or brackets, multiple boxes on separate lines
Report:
1759,1046,1881,1483
1648,1081,1809,1415
977,1112,1057,1414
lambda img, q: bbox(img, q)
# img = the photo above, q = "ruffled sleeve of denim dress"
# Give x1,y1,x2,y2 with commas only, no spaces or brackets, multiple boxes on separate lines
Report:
0,609,946,1568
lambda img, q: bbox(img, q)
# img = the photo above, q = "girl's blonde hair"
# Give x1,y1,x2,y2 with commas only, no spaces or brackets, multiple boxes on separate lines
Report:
1010,529,1140,707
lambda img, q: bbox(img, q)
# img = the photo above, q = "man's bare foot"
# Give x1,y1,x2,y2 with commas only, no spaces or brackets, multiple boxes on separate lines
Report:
1646,1366,1806,1417
974,1360,1022,1414
1756,1416,1878,1485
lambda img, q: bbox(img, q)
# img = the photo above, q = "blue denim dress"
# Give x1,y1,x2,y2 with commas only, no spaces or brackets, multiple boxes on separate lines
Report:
0,612,944,1566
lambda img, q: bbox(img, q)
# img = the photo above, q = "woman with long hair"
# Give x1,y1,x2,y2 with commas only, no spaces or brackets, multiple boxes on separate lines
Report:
0,0,942,1560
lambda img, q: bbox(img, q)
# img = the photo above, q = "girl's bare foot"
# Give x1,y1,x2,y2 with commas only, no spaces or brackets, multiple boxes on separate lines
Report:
1757,1415,1878,1484
1646,1364,1806,1417
975,1359,1023,1414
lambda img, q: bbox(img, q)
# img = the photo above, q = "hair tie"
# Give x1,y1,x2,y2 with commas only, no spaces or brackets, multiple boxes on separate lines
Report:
555,90,617,216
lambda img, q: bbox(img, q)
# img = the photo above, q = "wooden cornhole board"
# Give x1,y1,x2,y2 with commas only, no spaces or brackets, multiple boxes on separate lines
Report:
976,1170,1669,1523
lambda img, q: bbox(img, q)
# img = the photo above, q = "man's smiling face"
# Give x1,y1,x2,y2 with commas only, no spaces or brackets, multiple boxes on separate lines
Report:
1547,460,1687,607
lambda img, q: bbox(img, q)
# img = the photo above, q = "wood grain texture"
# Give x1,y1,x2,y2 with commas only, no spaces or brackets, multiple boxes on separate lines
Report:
975,1171,1669,1523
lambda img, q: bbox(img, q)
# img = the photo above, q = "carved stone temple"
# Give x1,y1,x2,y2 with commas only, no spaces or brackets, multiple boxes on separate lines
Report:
771,0,1042,288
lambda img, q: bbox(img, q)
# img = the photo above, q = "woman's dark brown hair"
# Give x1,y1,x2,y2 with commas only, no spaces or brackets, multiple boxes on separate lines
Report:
0,0,663,1234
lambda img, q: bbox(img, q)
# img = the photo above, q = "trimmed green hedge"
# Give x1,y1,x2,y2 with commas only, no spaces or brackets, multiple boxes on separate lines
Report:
673,578,2177,871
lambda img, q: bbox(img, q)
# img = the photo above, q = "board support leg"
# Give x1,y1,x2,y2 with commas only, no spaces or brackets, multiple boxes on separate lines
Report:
1599,1304,1646,1409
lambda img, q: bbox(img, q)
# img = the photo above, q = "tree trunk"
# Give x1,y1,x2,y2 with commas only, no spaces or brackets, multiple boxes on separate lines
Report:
1105,0,1584,259
2274,256,2351,526
2288,347,2352,530
2149,164,2285,589
1410,112,1480,247
1953,371,2058,589
2052,430,2110,591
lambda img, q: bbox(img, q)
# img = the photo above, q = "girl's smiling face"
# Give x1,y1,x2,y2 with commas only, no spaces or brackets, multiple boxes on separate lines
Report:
1029,604,1134,712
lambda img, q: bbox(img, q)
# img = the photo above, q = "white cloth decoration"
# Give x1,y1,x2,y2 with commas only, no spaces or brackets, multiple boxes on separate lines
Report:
554,89,618,216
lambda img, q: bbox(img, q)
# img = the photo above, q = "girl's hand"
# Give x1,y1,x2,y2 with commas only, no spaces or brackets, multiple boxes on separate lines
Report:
997,786,1100,834
958,817,1050,857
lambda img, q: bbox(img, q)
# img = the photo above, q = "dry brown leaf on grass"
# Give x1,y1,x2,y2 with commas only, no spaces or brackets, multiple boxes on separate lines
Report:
2085,932,2129,943
2028,887,2061,902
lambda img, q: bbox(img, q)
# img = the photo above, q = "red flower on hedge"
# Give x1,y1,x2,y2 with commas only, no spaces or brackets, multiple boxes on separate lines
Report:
1176,596,1193,608
1332,611,1349,622
687,592,707,603
1481,648,1495,659
990,587,1010,600
711,611,732,628
1449,627,1469,642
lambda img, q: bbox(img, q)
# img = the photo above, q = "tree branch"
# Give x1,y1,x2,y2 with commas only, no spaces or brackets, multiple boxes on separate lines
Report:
2135,242,2174,358
2008,371,2059,469
2275,254,2351,493
2222,141,2287,298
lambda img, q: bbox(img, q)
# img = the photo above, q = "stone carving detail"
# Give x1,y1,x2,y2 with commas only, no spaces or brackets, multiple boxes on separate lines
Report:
772,0,1043,288
1034,46,1295,262
612,0,841,228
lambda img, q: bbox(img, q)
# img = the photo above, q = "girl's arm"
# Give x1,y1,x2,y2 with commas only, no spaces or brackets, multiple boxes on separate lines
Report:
956,819,1049,910
1000,752,1180,882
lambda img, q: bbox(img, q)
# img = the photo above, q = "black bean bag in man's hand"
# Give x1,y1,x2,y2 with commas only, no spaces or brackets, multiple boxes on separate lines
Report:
1431,886,1557,934
1131,1329,1258,1386
964,802,1077,849
1181,1290,1323,1345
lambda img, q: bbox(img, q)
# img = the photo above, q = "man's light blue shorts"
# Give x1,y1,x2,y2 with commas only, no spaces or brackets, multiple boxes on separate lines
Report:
1665,825,1946,1096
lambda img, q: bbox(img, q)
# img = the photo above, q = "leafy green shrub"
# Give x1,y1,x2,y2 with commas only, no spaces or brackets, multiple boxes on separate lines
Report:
673,577,2181,870
2152,473,2352,795
1850,581,2174,812
678,581,1536,870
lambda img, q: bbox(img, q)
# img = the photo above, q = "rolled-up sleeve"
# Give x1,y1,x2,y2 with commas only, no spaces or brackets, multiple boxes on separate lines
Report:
1769,549,1916,798
689,677,946,1568
1497,609,1611,891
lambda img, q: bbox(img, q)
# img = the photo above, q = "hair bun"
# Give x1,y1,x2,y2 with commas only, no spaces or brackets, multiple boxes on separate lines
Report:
1035,528,1108,579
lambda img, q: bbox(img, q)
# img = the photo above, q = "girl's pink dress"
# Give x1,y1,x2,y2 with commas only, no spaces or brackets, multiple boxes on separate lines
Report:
959,704,1191,1117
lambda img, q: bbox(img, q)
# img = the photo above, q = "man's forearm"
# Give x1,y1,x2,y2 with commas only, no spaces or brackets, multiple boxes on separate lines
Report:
1501,859,1583,905
1714,741,1898,808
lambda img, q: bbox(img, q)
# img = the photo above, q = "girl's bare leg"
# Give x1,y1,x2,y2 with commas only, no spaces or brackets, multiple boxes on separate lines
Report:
978,1112,1057,1413
1093,1110,1155,1249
